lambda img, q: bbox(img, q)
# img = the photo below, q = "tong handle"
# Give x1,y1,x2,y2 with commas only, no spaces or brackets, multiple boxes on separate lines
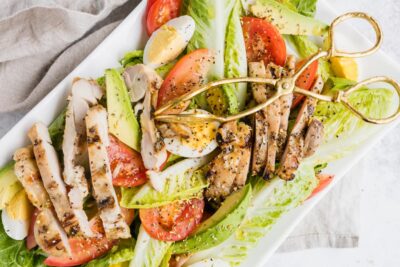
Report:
338,76,400,124
328,12,383,58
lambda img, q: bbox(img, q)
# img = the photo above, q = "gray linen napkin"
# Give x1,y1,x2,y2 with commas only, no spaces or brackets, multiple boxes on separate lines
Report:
0,0,359,252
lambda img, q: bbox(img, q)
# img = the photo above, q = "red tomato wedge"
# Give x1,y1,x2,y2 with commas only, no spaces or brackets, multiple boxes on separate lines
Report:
140,198,204,242
107,134,147,187
44,218,115,267
308,174,334,199
146,0,182,35
157,49,214,110
242,17,286,67
292,59,319,109
26,208,39,250
146,0,158,14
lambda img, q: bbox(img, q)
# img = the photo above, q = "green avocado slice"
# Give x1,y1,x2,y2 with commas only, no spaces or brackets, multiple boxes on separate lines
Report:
250,0,329,36
172,184,252,254
106,69,140,152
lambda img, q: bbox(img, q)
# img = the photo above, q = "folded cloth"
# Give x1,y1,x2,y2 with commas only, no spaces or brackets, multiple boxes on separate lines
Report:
0,0,360,252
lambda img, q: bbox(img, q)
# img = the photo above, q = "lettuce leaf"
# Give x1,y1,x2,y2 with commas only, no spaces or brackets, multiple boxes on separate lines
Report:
120,169,208,209
187,0,238,114
130,226,171,267
288,0,318,17
186,163,317,266
0,213,45,266
120,50,144,68
83,239,136,267
224,0,248,112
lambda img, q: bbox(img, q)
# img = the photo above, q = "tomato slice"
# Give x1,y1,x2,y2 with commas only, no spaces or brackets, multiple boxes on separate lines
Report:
43,217,116,267
26,208,39,250
146,0,158,14
140,198,204,241
292,59,319,109
157,49,213,112
308,174,334,199
107,134,147,187
242,17,286,67
146,0,182,35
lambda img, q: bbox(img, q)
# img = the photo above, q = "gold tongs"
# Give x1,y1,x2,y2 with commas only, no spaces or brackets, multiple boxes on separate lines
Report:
155,12,400,125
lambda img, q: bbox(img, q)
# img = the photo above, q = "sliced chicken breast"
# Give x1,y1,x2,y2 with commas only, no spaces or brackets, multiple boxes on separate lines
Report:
123,64,163,104
14,147,71,255
304,118,324,158
13,147,52,209
276,55,296,159
86,105,131,240
34,208,71,257
128,65,169,171
62,79,103,236
28,123,85,237
277,76,324,180
249,61,282,178
205,121,252,204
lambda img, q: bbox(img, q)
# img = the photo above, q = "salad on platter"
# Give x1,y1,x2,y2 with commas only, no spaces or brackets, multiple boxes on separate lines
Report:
0,0,397,266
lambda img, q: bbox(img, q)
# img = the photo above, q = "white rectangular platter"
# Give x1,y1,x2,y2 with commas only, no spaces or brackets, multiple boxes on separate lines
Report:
0,0,399,266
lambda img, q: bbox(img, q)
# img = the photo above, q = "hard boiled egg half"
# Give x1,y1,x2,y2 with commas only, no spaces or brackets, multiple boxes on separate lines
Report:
2,189,33,240
144,15,195,68
164,110,220,158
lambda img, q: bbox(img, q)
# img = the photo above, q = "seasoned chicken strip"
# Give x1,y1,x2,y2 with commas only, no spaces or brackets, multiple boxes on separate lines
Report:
304,118,324,158
249,62,269,175
14,147,71,255
249,61,282,178
277,76,324,180
28,123,84,236
14,147,51,209
133,65,168,171
62,79,102,236
205,121,252,203
276,55,296,158
86,105,131,239
34,209,71,257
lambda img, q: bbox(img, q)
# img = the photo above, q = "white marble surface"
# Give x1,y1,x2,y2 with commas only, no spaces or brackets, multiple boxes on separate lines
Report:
266,0,400,266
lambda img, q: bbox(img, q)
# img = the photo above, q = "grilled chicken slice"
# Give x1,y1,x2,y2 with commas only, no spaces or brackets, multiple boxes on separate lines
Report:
28,123,85,237
205,121,252,203
34,208,71,257
277,76,324,180
123,64,163,105
136,66,168,171
304,118,324,158
86,105,131,240
62,79,103,236
14,147,71,255
249,61,282,178
14,147,52,209
276,55,296,158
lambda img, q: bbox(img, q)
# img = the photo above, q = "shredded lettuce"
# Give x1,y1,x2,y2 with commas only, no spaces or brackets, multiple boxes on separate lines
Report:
186,163,317,266
224,0,248,112
121,170,208,209
130,226,171,267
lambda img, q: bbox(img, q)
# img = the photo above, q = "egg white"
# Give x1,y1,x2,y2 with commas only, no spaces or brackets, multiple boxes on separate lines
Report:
1,208,29,240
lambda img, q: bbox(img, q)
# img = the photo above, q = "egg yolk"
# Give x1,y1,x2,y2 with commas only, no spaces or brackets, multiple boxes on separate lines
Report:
182,122,218,150
148,25,186,66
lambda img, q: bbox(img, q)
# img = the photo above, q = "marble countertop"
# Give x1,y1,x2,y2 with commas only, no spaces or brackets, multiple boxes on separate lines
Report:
266,1,400,266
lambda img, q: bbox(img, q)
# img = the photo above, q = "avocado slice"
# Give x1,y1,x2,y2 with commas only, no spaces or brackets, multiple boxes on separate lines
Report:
172,184,252,254
106,69,140,151
0,163,23,209
250,0,329,36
